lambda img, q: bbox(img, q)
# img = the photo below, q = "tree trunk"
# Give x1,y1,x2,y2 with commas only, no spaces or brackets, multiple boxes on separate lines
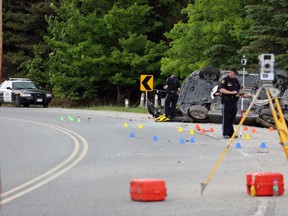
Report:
117,85,121,105
0,0,2,83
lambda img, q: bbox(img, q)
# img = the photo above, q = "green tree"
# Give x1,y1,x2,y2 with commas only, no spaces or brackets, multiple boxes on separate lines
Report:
161,0,247,78
27,0,190,104
31,0,167,102
3,0,55,79
240,0,288,70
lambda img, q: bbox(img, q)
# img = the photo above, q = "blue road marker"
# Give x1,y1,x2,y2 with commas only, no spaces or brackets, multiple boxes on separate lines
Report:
260,142,267,148
236,142,242,149
153,135,158,141
130,132,135,138
180,138,185,144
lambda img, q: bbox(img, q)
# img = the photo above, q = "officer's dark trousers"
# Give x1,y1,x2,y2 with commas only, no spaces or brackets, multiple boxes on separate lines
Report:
222,100,238,137
164,93,178,118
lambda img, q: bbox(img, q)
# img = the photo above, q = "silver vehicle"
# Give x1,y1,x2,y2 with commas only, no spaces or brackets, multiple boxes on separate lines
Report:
147,66,288,126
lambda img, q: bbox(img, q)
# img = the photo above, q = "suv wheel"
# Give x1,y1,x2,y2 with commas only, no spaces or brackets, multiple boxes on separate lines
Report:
188,105,208,121
43,103,49,108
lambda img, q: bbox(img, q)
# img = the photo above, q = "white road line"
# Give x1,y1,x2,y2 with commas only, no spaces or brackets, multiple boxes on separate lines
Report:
0,118,89,205
252,199,268,216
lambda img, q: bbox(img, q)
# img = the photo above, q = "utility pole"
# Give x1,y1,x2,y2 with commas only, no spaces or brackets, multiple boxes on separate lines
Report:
0,0,2,83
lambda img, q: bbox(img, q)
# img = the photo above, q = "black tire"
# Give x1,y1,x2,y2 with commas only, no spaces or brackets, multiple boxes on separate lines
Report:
23,104,29,107
43,103,49,108
259,109,275,124
199,66,221,81
15,96,21,107
188,105,208,120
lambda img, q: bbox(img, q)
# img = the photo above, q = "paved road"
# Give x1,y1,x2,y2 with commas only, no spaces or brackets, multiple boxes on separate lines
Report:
0,107,287,216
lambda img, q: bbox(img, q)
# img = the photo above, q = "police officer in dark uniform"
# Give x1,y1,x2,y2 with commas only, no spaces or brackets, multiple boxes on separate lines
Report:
219,68,241,139
158,75,180,122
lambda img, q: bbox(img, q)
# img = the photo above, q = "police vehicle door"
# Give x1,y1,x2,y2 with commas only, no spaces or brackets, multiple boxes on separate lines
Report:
2,82,12,102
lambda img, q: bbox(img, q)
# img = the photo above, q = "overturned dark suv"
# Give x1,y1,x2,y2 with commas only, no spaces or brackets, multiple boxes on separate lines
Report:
147,67,288,127
0,78,52,107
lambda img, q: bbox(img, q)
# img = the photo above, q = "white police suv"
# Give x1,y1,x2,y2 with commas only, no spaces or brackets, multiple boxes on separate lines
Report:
0,78,52,107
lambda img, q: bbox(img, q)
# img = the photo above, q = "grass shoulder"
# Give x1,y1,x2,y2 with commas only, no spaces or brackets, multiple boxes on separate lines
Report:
82,106,149,114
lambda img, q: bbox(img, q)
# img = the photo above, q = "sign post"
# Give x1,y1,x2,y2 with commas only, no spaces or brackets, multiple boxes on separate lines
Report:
140,75,154,108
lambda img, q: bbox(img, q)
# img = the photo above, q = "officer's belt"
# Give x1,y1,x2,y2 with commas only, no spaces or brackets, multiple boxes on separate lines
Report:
222,95,237,101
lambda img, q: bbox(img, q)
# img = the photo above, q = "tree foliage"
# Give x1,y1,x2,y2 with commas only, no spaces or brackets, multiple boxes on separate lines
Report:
3,0,55,79
240,0,288,70
161,0,246,78
3,0,288,104
27,0,182,102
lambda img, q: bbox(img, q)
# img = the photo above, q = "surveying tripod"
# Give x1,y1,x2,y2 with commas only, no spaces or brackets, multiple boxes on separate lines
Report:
257,84,288,159
201,84,288,195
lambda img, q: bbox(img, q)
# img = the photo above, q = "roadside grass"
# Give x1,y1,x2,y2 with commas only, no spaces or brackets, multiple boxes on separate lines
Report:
1,100,149,114
85,106,149,114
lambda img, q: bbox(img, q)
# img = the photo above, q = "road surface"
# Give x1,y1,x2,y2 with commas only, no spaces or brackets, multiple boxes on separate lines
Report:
0,107,287,216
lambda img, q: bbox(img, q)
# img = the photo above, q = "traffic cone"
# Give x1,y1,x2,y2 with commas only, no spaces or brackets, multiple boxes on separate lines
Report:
201,128,206,134
124,123,128,128
178,127,183,132
190,137,195,143
236,142,242,149
260,142,267,148
251,128,256,133
269,127,274,132
180,138,185,144
196,124,201,131
153,135,158,141
77,118,81,123
60,116,64,121
243,126,248,131
138,124,143,129
209,128,215,132
130,132,135,138
189,129,195,135
244,134,250,140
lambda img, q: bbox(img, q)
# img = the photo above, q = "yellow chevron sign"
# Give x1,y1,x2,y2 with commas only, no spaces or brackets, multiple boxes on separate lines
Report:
140,75,153,91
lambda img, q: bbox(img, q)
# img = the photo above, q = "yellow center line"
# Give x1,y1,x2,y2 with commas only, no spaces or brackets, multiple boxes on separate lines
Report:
0,118,89,205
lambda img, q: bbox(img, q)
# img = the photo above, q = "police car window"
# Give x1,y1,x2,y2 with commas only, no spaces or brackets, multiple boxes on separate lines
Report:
12,82,36,89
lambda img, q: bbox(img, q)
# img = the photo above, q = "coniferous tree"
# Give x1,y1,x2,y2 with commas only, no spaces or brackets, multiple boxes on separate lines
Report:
3,0,55,80
240,0,288,70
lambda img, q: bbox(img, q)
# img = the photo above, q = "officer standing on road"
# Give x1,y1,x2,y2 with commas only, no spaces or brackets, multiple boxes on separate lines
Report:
219,68,241,139
157,75,181,122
